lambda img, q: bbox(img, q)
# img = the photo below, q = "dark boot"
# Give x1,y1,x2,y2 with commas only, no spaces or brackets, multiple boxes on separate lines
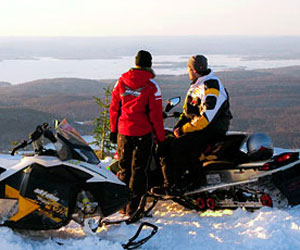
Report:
119,205,127,215
160,156,175,188
126,195,142,216
150,185,166,196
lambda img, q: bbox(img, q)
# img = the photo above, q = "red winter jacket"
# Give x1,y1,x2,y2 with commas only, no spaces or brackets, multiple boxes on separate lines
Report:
110,68,165,142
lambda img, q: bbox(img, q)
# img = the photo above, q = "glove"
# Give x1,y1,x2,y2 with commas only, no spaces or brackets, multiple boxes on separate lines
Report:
174,127,183,138
109,132,117,144
174,115,189,130
156,141,167,157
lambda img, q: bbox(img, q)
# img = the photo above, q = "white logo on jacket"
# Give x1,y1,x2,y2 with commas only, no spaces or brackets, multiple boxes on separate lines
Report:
150,79,162,100
121,86,145,97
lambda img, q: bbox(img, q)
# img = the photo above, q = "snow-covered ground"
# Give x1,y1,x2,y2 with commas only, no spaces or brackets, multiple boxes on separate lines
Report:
1,197,300,250
1,150,300,250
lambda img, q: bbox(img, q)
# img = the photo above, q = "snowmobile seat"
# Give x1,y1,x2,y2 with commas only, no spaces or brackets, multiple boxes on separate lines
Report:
202,160,238,170
199,133,249,165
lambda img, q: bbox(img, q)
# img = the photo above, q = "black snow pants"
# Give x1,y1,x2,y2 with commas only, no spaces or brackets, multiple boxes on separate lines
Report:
161,129,225,189
117,133,153,214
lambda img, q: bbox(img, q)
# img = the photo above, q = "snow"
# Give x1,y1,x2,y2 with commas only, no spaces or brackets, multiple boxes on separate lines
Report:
1,152,300,250
1,201,300,250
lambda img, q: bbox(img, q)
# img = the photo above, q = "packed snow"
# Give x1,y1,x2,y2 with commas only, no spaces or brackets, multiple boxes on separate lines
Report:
1,151,300,250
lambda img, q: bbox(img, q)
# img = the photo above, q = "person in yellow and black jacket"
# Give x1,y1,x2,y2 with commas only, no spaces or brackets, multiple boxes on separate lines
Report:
153,55,232,196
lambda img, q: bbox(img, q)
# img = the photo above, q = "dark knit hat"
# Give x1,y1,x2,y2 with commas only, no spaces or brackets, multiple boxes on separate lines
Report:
135,50,152,68
187,55,208,74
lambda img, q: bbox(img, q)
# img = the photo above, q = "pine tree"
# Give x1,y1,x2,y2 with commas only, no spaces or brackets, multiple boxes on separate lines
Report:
93,85,116,159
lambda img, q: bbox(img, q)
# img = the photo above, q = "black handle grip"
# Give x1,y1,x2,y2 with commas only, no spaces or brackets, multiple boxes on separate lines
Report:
43,129,57,143
11,140,28,156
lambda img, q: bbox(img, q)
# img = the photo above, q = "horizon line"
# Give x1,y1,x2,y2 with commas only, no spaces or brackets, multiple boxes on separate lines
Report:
1,35,300,39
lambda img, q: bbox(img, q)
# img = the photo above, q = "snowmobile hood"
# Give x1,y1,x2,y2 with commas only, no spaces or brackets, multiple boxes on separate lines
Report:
121,68,154,89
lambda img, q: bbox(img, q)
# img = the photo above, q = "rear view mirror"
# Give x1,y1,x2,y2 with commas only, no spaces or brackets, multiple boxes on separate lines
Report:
165,97,181,112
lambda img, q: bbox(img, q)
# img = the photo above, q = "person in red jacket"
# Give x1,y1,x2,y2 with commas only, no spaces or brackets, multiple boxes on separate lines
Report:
109,50,165,216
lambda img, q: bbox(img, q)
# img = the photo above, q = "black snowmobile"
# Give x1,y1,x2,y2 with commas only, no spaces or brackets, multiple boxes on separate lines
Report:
0,119,157,249
110,97,300,212
166,131,300,211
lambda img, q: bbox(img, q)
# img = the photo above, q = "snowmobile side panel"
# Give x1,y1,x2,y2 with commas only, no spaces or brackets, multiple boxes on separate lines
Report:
0,163,94,230
62,160,125,185
272,163,300,205
203,168,260,186
185,178,258,196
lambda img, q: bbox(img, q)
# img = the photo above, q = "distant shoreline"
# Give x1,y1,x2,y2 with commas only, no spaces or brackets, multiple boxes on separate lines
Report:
2,64,300,86
1,54,300,85
1,54,300,62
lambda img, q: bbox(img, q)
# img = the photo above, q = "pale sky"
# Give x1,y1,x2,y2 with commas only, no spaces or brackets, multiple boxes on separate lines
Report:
0,0,299,36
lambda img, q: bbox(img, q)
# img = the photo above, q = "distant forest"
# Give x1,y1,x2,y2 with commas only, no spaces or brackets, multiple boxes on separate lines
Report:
0,66,299,151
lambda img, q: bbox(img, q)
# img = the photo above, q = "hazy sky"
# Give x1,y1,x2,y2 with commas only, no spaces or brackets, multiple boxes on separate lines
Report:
0,0,299,36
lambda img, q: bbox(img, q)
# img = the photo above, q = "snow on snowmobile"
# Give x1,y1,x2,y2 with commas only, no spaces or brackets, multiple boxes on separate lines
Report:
0,119,157,249
109,97,300,212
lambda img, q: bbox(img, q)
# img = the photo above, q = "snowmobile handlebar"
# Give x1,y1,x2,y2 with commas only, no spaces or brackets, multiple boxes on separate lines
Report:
163,111,181,119
10,122,57,156
11,139,31,156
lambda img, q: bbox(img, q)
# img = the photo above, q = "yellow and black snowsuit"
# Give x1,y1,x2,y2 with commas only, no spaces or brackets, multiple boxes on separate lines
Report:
178,69,232,134
162,69,232,188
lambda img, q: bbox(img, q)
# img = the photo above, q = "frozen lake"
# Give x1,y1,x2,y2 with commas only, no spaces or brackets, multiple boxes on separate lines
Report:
1,54,300,84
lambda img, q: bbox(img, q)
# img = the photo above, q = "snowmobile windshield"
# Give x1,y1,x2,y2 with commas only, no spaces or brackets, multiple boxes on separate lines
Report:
54,119,100,164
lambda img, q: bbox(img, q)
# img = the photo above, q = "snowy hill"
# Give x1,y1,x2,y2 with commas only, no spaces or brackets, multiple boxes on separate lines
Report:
1,147,300,250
